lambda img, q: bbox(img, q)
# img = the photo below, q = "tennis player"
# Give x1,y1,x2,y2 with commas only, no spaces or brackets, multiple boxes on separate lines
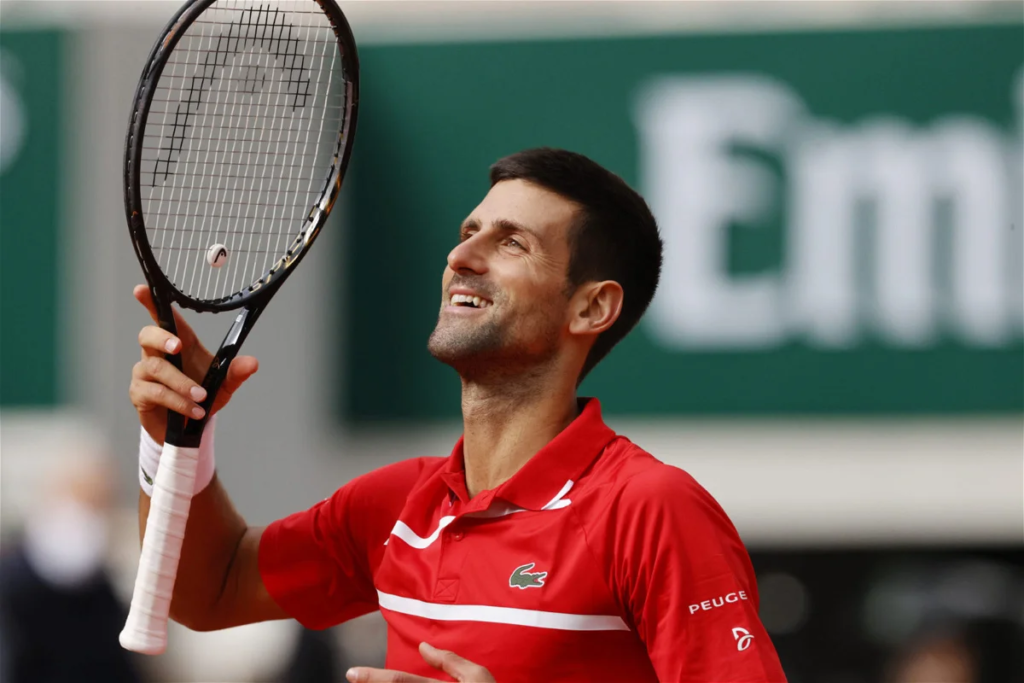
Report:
130,148,787,682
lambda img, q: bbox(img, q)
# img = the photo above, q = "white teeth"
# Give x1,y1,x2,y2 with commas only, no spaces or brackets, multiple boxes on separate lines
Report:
450,293,491,308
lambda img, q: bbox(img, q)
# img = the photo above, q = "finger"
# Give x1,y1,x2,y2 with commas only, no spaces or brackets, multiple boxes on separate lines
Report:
419,643,493,683
130,379,206,420
134,356,208,404
133,283,190,335
345,667,438,683
133,284,159,323
138,325,182,358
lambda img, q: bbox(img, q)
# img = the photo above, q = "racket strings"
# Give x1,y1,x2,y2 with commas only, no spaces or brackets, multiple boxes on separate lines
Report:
140,0,347,302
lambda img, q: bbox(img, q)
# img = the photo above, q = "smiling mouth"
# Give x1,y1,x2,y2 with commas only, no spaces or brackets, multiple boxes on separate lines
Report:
449,293,493,309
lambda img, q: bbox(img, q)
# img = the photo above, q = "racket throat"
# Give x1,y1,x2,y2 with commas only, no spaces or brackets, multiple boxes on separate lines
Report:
180,307,261,446
205,306,260,392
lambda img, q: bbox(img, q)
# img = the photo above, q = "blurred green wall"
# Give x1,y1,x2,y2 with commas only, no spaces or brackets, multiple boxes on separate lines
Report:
340,25,1024,422
0,31,63,406
1,23,1021,421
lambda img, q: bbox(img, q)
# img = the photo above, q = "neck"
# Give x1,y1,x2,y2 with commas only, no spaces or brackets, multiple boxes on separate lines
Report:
459,364,580,498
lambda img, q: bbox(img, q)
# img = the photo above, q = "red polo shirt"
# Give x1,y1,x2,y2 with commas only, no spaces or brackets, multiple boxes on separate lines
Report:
259,399,786,682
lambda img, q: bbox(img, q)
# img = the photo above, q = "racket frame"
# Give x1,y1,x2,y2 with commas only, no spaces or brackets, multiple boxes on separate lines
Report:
125,0,358,311
119,0,358,654
123,0,358,446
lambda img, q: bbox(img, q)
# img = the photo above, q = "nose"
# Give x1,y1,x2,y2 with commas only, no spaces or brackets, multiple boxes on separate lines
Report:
447,234,488,275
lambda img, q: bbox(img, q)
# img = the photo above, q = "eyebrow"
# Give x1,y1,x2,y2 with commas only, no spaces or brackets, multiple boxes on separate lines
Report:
460,217,544,243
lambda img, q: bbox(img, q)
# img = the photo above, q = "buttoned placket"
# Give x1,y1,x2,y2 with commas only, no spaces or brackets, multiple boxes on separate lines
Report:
432,490,494,602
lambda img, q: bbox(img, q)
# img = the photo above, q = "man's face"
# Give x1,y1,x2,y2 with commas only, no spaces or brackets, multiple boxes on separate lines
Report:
427,179,577,376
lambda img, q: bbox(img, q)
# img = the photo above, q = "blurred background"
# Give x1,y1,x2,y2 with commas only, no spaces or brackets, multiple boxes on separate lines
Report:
1,0,1022,681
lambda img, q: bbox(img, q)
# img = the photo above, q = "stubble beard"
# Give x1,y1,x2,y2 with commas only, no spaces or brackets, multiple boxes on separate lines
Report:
427,308,561,382
427,314,507,370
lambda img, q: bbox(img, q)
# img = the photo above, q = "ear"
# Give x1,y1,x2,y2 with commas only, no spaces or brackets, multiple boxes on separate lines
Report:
568,280,623,337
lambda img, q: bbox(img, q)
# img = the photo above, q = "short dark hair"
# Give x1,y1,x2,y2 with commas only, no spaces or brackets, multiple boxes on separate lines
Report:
490,148,663,383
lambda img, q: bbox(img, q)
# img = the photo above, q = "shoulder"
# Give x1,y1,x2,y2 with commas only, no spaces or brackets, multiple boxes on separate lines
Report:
591,437,718,513
268,456,446,564
275,457,445,535
589,440,757,589
0,547,34,597
587,438,744,555
344,456,446,498
623,455,722,519
333,456,446,521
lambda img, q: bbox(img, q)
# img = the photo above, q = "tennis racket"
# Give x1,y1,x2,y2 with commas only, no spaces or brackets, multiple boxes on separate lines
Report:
119,0,358,654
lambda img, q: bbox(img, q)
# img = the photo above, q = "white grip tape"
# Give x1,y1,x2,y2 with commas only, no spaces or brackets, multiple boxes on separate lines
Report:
120,443,199,655
139,414,216,497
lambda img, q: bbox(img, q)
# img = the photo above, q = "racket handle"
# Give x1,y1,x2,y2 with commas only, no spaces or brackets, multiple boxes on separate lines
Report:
120,443,199,654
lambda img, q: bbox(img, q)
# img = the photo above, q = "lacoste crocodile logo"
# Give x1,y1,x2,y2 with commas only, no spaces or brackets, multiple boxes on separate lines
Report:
509,562,547,589
141,466,153,487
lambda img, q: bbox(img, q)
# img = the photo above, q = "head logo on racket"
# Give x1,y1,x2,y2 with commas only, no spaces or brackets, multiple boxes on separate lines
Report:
207,244,228,268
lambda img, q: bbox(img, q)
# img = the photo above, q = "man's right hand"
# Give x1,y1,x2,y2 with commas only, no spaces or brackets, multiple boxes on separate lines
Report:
129,284,259,444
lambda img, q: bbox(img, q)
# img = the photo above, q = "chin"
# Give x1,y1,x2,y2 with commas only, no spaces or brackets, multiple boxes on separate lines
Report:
429,319,502,359
428,339,490,367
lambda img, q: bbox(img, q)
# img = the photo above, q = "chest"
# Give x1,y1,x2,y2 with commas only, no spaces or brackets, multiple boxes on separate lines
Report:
372,506,656,682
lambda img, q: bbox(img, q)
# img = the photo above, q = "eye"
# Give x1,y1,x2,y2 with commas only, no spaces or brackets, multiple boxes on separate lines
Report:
504,237,524,249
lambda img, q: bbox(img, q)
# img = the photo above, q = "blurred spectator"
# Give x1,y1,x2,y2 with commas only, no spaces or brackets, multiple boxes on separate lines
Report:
885,618,1024,683
276,627,341,683
0,454,141,683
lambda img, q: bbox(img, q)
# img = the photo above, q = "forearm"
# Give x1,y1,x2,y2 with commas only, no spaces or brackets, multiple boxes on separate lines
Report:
137,475,248,630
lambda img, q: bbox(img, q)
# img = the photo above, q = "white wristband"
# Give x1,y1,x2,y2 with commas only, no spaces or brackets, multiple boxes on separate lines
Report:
139,414,217,497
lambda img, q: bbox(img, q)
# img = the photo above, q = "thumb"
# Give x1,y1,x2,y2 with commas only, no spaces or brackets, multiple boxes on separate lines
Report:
133,284,160,324
211,355,259,412
223,355,259,395
134,283,190,335
419,642,491,682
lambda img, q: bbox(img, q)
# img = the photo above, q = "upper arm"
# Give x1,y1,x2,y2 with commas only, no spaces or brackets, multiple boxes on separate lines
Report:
256,493,379,630
612,467,787,682
254,458,437,630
